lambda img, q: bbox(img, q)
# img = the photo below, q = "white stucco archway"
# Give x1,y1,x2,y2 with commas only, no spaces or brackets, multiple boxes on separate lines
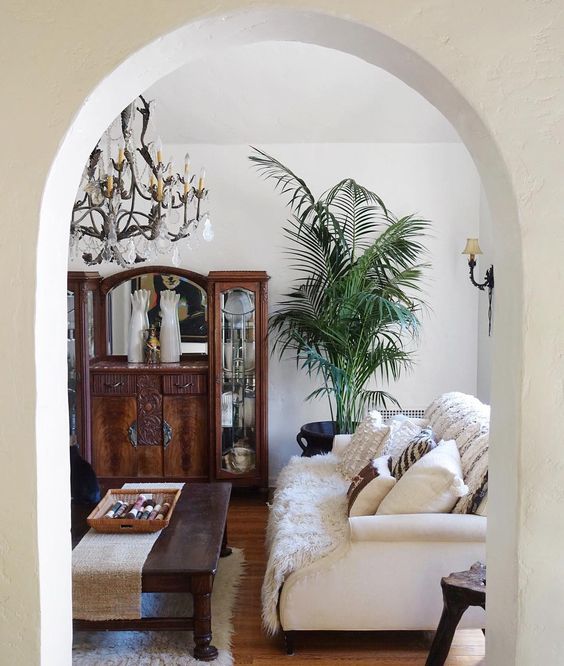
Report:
37,8,521,664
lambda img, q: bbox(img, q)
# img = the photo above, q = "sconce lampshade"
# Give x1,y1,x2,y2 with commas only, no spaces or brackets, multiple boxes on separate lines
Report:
462,238,483,256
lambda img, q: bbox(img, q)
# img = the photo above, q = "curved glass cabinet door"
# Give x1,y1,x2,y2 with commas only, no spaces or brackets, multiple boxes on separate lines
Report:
220,288,257,474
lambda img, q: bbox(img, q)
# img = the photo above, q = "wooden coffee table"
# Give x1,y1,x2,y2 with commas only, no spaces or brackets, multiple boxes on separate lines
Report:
73,482,232,661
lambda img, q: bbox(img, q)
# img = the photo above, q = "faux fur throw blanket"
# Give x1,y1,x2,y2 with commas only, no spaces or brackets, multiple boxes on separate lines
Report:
262,453,350,634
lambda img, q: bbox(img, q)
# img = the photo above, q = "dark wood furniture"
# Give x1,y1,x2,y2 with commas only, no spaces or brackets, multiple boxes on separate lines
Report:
73,482,232,662
90,358,209,482
209,271,269,488
425,561,486,666
69,267,269,488
68,272,101,461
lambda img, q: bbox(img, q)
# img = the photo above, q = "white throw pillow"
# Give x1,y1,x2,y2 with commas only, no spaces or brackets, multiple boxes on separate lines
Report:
337,412,390,480
376,440,468,515
347,455,396,517
380,419,423,463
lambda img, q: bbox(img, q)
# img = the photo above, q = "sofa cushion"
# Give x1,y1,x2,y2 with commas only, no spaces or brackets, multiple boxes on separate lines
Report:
452,431,489,514
377,440,468,515
392,426,437,479
424,392,489,514
347,455,396,517
336,412,390,480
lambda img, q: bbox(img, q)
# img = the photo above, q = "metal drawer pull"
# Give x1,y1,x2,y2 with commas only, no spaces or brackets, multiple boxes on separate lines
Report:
174,381,193,389
105,380,125,388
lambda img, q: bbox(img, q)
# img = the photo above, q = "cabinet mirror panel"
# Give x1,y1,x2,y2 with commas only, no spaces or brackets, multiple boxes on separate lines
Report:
107,273,208,356
220,287,256,475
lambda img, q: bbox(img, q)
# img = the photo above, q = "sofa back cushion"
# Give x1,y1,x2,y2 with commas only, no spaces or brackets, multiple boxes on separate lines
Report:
424,392,489,514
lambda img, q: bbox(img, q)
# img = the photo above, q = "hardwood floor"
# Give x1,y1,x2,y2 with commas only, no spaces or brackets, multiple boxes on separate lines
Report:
227,491,486,665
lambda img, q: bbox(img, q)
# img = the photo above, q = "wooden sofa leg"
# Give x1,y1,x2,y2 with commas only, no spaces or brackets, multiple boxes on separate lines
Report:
284,631,295,655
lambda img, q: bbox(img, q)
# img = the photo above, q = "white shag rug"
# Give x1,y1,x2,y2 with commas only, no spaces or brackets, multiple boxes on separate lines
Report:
72,547,244,666
262,453,350,635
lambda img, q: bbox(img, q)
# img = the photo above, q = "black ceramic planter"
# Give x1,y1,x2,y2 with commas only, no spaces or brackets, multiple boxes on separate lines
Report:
296,420,339,457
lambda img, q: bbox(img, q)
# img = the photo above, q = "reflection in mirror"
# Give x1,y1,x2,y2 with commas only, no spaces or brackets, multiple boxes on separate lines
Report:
107,273,208,356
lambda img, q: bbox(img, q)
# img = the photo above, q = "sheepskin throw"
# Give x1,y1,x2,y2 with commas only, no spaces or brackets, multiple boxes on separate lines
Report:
262,453,350,634
336,412,390,480
424,392,489,514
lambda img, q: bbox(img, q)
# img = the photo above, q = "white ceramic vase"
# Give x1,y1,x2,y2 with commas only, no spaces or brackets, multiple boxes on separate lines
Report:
128,289,150,363
160,290,181,363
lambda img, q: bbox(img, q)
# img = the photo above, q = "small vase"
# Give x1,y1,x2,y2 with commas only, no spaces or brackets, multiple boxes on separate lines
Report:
144,325,160,364
128,289,150,363
159,290,181,363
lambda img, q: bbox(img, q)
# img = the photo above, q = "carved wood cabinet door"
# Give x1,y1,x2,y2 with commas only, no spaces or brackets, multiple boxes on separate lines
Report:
90,367,209,481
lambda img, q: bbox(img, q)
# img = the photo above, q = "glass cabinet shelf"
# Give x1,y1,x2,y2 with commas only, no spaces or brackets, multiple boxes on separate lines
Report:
219,287,257,475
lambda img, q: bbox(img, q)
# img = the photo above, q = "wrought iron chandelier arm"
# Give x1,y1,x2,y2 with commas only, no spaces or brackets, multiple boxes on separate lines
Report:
116,210,155,240
72,207,106,237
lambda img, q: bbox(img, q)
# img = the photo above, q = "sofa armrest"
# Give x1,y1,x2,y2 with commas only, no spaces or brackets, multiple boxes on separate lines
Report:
349,513,487,543
332,434,352,457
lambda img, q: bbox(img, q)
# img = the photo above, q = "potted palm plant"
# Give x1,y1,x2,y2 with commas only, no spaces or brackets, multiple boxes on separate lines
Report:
249,148,429,453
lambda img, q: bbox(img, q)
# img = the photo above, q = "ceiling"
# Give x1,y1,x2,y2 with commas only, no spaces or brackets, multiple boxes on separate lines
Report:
144,41,460,145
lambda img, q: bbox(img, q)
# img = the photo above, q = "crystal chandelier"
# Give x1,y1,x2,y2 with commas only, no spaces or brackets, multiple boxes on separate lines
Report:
70,96,213,267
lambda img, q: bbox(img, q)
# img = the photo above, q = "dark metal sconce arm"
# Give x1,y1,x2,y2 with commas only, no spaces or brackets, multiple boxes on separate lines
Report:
468,259,494,291
468,258,495,336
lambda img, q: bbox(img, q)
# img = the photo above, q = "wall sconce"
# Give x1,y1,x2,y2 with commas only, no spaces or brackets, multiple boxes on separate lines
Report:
462,238,494,336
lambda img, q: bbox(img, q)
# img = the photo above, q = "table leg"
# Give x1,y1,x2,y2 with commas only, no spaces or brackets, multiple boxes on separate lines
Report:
192,574,218,662
221,522,232,557
425,593,469,666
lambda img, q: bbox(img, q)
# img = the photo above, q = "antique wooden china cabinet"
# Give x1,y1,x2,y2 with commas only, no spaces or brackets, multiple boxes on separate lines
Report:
68,266,269,489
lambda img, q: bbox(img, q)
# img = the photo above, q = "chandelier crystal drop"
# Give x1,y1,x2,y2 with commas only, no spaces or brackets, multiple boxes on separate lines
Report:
70,96,213,266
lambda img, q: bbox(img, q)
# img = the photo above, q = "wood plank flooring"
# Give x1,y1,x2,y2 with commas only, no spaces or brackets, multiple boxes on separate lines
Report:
227,491,486,665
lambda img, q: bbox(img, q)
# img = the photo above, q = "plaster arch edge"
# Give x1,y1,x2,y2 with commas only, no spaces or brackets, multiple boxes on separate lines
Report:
37,6,522,665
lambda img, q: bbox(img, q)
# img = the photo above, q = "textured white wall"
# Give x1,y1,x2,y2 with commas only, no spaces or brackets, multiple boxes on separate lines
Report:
70,142,481,482
4,3,562,665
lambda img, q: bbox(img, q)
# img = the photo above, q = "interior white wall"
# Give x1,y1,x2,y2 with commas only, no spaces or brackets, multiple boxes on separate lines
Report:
5,6,535,664
70,141,480,482
477,186,494,403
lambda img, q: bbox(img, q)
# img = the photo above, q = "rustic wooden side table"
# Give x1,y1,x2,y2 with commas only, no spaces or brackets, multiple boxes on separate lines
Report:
425,561,486,666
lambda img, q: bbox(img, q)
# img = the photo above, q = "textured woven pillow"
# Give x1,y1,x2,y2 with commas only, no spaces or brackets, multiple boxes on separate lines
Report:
392,427,437,479
347,455,396,517
452,427,489,514
377,440,468,515
381,419,423,464
337,412,390,480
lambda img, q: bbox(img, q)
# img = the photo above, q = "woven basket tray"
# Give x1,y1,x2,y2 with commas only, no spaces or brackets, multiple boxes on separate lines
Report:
87,488,181,533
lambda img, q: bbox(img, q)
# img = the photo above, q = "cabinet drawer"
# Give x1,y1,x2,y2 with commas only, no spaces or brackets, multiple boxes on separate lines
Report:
92,373,136,395
163,374,207,395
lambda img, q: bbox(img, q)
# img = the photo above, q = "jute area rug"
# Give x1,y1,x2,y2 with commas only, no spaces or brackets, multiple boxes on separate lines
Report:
72,547,244,666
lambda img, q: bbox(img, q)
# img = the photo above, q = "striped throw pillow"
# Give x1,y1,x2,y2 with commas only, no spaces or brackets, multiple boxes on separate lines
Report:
392,427,436,480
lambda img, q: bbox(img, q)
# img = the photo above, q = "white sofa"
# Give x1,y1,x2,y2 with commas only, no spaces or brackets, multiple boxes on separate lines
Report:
269,394,487,642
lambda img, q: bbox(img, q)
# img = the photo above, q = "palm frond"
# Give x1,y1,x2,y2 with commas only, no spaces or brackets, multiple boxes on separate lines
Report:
249,149,430,431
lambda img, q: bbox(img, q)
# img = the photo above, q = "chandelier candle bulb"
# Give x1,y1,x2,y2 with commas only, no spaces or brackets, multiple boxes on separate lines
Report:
156,137,163,164
106,174,113,197
198,168,206,193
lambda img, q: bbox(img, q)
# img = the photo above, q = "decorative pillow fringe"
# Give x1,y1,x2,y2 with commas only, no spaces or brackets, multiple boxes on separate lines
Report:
451,476,469,497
